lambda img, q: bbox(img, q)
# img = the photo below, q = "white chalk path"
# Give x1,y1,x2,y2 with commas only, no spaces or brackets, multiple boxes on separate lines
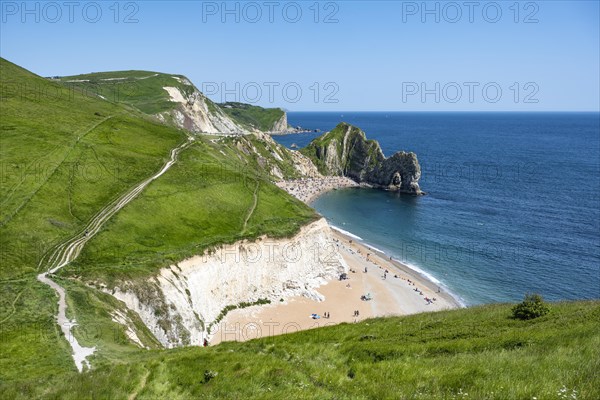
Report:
37,136,193,372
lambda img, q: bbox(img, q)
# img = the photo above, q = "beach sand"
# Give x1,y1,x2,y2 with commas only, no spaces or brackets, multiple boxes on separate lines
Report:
211,226,461,345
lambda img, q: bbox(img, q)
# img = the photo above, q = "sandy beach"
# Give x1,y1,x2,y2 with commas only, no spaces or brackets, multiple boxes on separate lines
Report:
211,177,461,345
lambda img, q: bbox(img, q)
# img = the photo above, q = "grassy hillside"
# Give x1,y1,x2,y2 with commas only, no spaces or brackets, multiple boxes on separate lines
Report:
219,102,285,132
65,135,316,285
0,57,187,383
1,301,598,399
0,59,188,281
56,70,199,115
0,59,315,386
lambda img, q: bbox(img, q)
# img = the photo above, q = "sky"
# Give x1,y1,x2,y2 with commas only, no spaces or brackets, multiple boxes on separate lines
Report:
1,0,599,111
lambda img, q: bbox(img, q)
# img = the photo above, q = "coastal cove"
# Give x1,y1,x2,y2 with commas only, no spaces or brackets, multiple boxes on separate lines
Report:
275,112,600,306
213,220,460,345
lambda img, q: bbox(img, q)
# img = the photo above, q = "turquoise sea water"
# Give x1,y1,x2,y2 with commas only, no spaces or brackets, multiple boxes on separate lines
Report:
275,112,600,305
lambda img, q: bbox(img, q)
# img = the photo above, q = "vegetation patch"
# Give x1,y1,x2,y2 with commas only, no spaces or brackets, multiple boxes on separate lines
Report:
512,293,551,320
207,298,271,333
1,301,598,399
218,102,285,132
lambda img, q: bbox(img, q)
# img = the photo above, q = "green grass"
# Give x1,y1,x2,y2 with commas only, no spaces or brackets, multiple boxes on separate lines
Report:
1,301,598,399
0,57,188,387
64,136,317,285
219,102,285,132
0,59,186,281
57,70,195,115
0,58,313,389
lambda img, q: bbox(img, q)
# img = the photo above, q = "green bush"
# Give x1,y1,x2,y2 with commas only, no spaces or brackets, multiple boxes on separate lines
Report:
512,293,550,320
203,370,218,383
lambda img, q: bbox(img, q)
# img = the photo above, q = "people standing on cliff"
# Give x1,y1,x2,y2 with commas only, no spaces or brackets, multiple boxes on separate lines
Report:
203,338,208,347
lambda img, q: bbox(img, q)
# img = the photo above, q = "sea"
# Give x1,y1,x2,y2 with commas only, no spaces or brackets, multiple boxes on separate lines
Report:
273,112,600,306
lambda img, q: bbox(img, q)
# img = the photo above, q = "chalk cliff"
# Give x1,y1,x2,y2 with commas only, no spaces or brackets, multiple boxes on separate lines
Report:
270,113,289,133
108,219,347,348
159,83,246,134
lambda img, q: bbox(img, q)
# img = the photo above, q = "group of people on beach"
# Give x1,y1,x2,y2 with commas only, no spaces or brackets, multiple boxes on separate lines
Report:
343,238,441,306
277,177,358,203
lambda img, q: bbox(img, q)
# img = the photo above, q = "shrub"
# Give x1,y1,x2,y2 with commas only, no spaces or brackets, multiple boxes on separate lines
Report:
203,370,218,383
512,294,550,320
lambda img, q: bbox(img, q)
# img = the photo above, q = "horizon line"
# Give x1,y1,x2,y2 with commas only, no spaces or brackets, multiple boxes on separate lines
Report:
284,110,600,113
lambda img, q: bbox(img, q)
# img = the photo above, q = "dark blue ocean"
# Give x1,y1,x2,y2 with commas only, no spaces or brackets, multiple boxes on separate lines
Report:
274,112,600,305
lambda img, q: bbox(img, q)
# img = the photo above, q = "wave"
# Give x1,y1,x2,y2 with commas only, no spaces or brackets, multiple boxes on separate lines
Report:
399,260,467,307
363,244,386,254
331,224,467,307
330,225,363,240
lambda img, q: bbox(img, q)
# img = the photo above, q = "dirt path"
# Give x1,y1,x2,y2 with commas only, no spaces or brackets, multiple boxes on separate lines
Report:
37,136,193,372
242,181,260,232
128,369,151,400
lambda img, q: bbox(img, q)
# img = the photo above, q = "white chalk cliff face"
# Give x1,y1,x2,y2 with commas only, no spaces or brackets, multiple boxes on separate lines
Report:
110,219,347,348
270,113,288,133
159,84,246,134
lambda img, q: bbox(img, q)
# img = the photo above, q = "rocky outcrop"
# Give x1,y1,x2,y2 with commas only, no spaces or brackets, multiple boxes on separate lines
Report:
288,149,321,177
301,123,423,194
108,219,347,348
270,113,288,133
159,85,246,134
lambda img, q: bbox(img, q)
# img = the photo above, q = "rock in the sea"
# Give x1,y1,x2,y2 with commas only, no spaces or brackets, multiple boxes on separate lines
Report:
301,122,423,194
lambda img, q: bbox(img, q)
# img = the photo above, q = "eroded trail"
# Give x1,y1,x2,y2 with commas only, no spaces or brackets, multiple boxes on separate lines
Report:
242,181,260,233
37,137,193,372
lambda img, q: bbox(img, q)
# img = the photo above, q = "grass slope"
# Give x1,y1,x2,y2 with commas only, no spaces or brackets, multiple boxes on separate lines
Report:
0,58,316,385
219,102,285,132
65,135,316,285
57,70,197,115
1,301,598,399
0,57,188,381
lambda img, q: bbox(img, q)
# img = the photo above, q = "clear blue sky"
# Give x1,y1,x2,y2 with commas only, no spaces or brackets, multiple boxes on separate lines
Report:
1,0,598,111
